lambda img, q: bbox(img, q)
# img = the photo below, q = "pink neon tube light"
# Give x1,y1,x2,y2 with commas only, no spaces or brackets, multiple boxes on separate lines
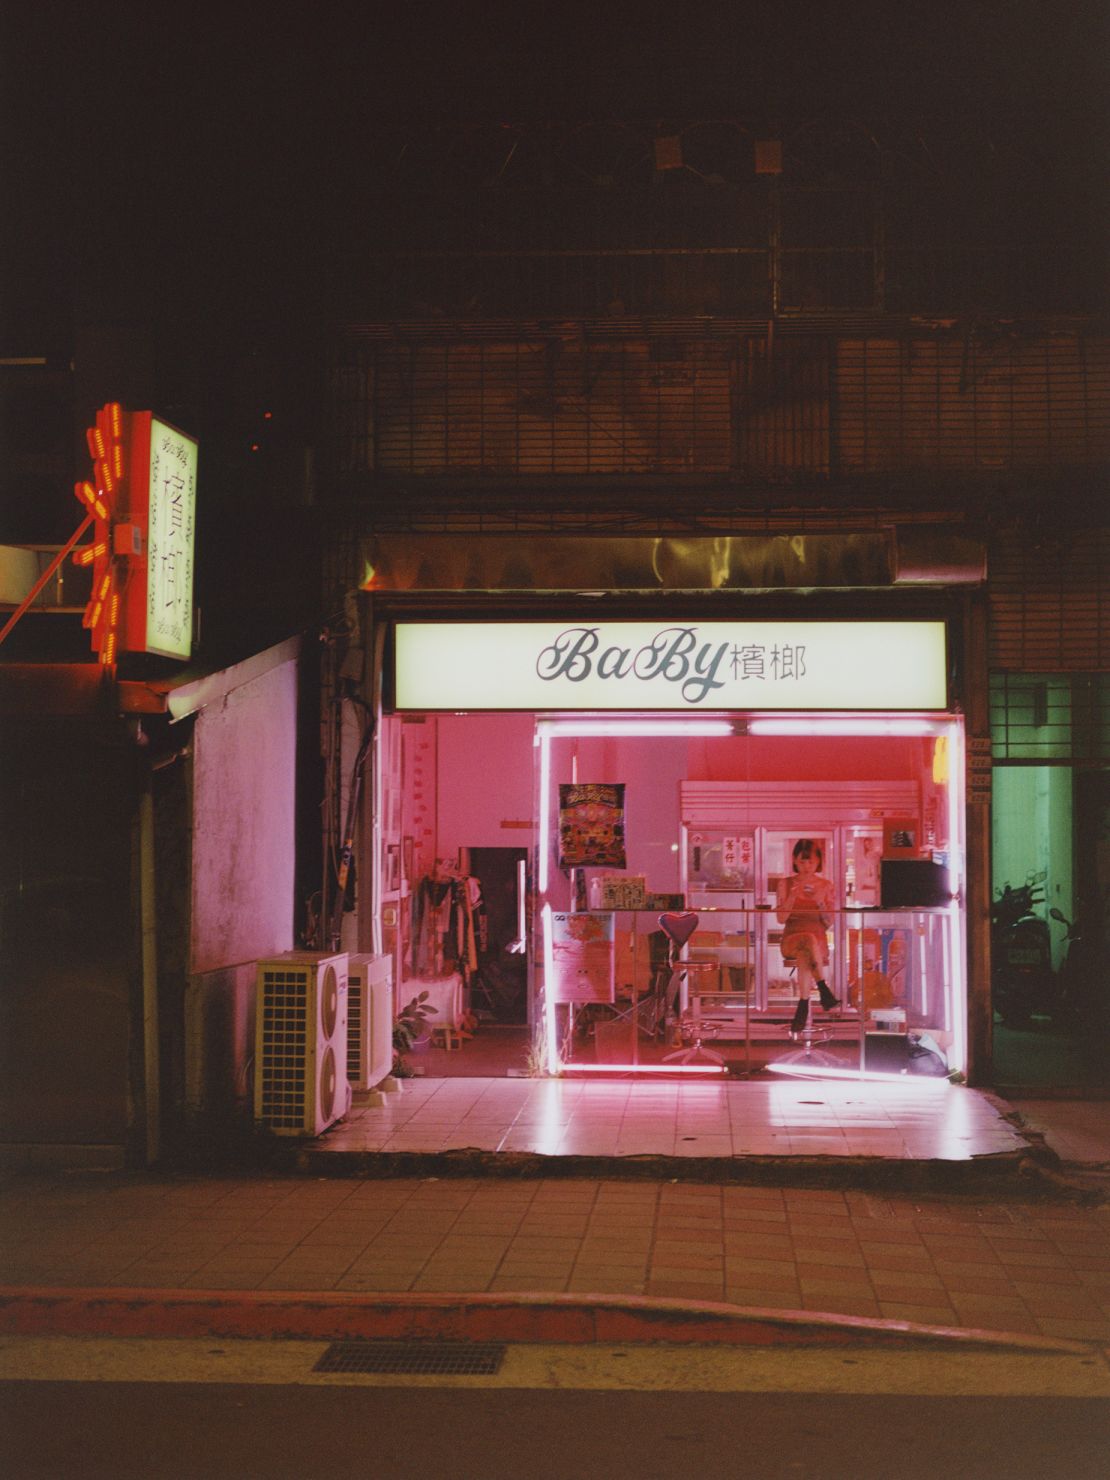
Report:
561,1061,727,1075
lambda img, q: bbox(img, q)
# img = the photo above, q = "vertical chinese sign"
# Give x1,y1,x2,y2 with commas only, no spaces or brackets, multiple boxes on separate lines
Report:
71,403,198,665
131,413,198,659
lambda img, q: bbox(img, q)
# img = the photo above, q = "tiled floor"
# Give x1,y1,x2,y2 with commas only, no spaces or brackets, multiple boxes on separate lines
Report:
3,1168,1110,1341
322,1076,1026,1162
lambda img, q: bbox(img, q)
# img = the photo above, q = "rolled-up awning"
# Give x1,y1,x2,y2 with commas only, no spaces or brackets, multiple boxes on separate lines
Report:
358,529,984,594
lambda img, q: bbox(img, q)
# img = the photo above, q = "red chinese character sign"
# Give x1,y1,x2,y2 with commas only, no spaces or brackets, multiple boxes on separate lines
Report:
72,403,198,664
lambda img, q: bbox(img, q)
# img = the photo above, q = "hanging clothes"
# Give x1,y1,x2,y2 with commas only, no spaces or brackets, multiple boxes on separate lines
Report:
410,870,485,982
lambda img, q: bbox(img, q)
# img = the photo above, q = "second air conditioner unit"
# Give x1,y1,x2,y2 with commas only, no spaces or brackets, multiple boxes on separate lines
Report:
254,951,351,1136
347,952,394,1092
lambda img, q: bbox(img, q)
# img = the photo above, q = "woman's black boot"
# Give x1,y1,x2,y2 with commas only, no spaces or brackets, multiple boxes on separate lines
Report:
790,998,809,1035
816,980,840,1013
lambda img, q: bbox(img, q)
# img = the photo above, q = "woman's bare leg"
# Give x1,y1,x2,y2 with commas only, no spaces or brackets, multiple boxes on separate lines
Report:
790,954,815,1033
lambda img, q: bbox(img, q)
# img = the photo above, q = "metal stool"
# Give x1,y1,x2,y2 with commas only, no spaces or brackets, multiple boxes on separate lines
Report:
777,1009,841,1070
657,912,726,1067
663,1003,726,1067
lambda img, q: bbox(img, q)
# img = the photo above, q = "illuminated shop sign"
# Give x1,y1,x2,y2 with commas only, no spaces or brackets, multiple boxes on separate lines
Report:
70,403,198,664
394,620,947,711
134,414,198,659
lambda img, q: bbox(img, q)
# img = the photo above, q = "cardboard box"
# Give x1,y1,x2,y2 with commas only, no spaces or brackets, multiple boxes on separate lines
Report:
645,892,685,911
597,876,647,909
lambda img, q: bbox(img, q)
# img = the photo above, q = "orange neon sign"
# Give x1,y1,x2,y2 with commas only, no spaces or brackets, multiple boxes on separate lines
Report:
70,401,137,666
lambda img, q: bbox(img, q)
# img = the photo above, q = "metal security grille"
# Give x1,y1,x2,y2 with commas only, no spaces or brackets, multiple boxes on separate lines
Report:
990,673,1110,765
340,337,734,478
313,1341,507,1375
327,330,1109,488
257,967,310,1130
346,977,364,1084
735,335,830,474
836,334,1110,476
989,526,1110,672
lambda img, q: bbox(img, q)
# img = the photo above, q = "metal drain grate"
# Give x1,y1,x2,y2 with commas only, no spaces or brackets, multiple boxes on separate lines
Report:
313,1340,507,1376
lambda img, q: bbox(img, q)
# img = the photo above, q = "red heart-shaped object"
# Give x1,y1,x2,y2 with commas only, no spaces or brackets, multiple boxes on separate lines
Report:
659,911,698,946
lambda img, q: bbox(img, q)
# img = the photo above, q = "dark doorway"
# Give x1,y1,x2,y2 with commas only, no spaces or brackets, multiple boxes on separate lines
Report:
467,847,528,1025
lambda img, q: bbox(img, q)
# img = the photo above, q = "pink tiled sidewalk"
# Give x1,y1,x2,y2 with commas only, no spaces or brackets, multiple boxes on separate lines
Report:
3,1168,1109,1343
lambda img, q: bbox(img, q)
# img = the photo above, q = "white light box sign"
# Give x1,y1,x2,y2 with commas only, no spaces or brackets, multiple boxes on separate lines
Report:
394,621,948,711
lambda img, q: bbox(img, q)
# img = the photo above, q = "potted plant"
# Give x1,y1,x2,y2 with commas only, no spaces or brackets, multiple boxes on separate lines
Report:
392,991,437,1076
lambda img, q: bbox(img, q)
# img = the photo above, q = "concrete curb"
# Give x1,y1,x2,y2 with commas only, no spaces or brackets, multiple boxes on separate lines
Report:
0,1286,1095,1355
290,1145,1038,1195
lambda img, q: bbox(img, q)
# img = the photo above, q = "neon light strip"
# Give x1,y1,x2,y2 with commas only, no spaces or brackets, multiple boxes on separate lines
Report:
747,717,944,737
941,911,952,1041
541,903,559,1075
561,1061,727,1075
537,733,558,1072
532,708,966,1080
539,719,735,737
538,730,551,894
946,717,967,1075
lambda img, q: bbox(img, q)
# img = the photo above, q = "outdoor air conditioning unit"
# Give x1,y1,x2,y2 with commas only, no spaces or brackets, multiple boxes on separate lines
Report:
347,952,394,1092
254,952,352,1136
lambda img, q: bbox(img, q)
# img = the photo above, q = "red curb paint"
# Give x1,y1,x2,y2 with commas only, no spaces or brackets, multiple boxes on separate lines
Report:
0,1286,1094,1354
462,1303,597,1346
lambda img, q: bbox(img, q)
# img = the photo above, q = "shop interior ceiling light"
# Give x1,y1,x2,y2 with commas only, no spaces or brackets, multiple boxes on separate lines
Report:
539,719,735,737
747,717,944,737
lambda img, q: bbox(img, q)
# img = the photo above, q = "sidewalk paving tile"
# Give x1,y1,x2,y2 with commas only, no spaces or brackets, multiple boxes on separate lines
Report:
4,1082,1110,1349
878,1300,959,1324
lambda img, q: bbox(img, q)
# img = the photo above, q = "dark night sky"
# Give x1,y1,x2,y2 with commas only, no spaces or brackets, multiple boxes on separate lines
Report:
3,0,1107,349
10,2,1109,153
13,1,1106,120
10,5,1109,178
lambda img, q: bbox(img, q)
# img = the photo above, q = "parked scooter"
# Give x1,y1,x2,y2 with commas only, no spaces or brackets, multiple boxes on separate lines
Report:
991,875,1055,1029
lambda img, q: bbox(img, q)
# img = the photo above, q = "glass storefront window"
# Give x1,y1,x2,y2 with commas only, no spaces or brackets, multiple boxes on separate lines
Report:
534,714,966,1081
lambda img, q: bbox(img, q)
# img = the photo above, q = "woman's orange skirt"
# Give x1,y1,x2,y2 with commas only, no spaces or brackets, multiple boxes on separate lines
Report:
780,924,829,968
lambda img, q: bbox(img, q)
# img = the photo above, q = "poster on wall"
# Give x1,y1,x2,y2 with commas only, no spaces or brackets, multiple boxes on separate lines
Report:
687,830,755,889
550,911,616,1003
558,783,627,868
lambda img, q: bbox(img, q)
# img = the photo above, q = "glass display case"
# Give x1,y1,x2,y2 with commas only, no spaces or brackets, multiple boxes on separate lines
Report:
845,906,955,1076
683,828,756,1041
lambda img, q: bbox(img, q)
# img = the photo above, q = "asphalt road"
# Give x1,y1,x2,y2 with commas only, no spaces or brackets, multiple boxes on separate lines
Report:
2,1338,1109,1480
